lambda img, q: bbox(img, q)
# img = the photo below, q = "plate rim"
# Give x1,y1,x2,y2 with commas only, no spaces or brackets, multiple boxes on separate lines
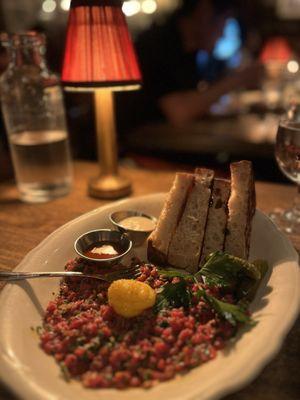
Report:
0,192,299,400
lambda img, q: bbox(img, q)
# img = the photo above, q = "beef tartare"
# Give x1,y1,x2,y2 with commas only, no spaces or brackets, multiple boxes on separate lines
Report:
40,254,264,389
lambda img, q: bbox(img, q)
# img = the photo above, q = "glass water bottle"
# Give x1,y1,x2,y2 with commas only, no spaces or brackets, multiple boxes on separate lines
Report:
0,32,72,203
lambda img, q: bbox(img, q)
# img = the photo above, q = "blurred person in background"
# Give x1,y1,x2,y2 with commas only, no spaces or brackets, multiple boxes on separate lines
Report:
117,0,265,129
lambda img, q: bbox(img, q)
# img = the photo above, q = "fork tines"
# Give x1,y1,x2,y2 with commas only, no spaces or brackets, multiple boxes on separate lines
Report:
104,265,141,281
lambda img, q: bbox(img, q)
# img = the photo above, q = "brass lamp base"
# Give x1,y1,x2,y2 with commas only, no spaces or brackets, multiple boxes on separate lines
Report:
91,89,132,200
88,174,132,199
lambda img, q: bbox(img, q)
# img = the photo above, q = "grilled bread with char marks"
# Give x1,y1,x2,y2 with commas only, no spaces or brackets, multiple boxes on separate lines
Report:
147,161,256,269
167,169,214,273
147,173,193,265
199,177,231,265
224,161,256,259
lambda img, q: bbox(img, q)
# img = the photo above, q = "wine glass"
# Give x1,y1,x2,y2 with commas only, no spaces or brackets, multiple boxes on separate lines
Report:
270,103,300,233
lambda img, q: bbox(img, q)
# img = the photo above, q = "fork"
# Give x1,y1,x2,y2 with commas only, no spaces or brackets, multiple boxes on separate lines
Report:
0,265,141,282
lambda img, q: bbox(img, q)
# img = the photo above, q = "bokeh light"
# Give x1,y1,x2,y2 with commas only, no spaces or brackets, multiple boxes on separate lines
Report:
60,0,71,11
213,18,241,61
287,60,299,74
141,0,157,14
122,1,141,17
42,0,57,13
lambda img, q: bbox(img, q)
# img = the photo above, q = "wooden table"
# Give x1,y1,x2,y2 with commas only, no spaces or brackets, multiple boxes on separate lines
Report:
0,161,299,400
125,114,279,160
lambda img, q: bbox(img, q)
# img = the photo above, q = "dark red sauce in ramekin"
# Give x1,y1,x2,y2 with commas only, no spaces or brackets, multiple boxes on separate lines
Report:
83,241,122,260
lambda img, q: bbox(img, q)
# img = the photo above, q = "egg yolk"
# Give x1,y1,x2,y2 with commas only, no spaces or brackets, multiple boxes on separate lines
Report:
108,279,156,318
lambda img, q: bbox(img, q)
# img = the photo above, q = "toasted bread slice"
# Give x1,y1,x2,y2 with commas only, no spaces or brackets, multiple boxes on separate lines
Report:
167,169,214,272
224,161,256,259
199,178,230,266
147,173,194,265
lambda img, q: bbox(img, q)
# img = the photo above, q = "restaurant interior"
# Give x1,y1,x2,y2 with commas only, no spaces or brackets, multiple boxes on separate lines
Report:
1,0,300,182
0,1,299,400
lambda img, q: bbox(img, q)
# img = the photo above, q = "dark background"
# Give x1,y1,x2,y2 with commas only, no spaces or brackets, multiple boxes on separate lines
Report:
1,0,300,183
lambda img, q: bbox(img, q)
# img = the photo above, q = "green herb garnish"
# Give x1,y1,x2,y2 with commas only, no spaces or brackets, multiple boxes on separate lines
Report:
153,252,268,326
59,363,71,382
197,252,261,289
237,259,268,301
154,279,192,312
157,268,193,279
35,326,43,335
197,289,254,326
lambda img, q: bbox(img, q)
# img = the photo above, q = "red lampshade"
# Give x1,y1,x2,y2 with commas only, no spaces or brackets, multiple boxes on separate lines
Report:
62,0,142,90
260,37,292,63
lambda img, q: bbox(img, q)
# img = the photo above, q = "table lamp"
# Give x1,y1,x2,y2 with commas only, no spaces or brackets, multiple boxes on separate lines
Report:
62,0,141,199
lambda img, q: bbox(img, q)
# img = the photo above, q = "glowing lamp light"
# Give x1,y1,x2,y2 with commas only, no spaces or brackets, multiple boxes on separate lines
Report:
62,0,141,89
260,37,292,63
287,60,299,74
60,0,71,11
122,0,141,17
141,0,157,14
42,0,57,13
62,0,141,199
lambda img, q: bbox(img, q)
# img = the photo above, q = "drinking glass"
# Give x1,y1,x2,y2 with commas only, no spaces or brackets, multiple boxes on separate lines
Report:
0,32,73,203
270,103,300,233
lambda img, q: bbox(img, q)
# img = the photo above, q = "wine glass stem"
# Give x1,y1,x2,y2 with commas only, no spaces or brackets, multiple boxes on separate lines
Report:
292,184,300,218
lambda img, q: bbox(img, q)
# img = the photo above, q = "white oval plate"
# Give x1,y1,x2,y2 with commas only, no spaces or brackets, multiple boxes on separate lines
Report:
0,194,299,400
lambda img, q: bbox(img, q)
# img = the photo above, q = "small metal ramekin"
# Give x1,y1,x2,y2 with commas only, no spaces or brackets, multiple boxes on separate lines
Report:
109,210,157,247
74,229,132,265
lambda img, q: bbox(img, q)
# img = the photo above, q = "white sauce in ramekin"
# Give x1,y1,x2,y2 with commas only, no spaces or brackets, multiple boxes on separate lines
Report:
119,216,156,232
